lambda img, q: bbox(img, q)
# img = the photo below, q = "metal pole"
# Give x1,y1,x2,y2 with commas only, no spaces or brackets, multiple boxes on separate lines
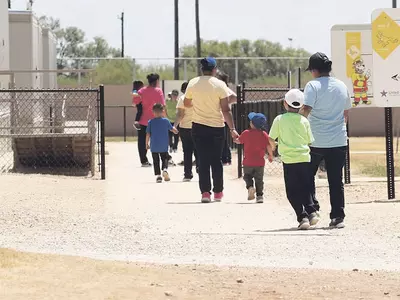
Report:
195,0,202,76
121,12,125,58
385,107,395,199
393,0,397,8
99,85,106,180
184,60,188,80
297,67,301,88
123,106,127,142
287,71,292,88
344,121,351,184
236,84,243,178
235,59,239,86
174,0,180,80
77,60,81,85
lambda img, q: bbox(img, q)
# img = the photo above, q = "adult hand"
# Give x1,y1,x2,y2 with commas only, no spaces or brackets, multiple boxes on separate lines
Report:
268,154,273,163
146,143,150,150
230,129,239,140
172,127,179,134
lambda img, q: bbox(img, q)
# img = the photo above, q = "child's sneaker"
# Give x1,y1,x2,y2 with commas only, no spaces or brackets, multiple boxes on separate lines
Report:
247,187,256,201
183,177,192,182
156,176,162,183
298,218,310,230
256,195,264,203
201,192,211,203
329,218,345,229
214,192,223,202
162,170,170,182
309,212,320,226
141,162,152,168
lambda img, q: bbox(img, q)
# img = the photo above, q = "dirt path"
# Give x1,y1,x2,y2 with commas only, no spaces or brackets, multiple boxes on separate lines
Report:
1,249,399,300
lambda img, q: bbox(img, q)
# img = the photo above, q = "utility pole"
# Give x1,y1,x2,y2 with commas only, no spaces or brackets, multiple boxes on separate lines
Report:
174,0,179,80
195,0,201,75
118,12,125,57
8,0,11,9
393,0,397,8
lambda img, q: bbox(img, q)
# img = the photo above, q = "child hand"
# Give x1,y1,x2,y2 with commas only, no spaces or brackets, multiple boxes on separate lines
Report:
146,143,150,150
233,138,241,144
268,154,273,163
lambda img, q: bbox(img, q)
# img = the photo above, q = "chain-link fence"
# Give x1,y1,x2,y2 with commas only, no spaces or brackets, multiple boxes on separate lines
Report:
234,85,287,178
0,88,105,177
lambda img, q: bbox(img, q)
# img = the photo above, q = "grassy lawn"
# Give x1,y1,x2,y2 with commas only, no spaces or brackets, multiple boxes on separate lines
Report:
349,137,400,152
350,153,400,177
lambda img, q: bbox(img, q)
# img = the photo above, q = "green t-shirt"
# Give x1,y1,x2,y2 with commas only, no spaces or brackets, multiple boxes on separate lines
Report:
166,100,178,121
269,112,314,164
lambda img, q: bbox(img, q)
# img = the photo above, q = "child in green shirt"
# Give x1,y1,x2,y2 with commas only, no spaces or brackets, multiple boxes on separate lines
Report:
166,90,180,153
269,89,319,230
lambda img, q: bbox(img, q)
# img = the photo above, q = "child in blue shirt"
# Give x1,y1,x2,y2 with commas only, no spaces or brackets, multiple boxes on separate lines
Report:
146,103,178,183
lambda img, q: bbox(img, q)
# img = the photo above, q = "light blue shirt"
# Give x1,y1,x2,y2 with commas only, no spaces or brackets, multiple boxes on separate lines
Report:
304,77,351,148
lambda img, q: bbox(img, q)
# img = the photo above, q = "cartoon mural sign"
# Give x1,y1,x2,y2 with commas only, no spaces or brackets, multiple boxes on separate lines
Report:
372,9,400,107
331,24,374,108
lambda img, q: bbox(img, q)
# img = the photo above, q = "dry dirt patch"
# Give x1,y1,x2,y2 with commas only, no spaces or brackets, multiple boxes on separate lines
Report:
0,249,399,300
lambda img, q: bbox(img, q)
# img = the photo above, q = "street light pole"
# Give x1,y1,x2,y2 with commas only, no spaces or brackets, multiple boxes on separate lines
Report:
195,0,201,75
118,12,125,57
174,0,179,80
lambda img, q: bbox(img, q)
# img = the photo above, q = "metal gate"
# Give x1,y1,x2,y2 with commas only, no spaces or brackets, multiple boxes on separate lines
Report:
0,86,106,179
234,83,351,182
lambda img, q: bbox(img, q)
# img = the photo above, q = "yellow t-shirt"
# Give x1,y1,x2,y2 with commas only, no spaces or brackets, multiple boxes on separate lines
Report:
176,94,193,129
185,76,230,128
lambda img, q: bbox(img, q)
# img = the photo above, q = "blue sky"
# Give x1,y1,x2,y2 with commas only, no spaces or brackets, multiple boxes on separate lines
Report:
10,0,393,60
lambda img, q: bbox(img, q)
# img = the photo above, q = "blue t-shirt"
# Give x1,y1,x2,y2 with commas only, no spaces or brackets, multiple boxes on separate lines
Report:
304,77,352,148
146,117,172,153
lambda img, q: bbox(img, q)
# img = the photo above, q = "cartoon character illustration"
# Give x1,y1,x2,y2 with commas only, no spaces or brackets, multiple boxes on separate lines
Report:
376,31,399,48
351,57,371,107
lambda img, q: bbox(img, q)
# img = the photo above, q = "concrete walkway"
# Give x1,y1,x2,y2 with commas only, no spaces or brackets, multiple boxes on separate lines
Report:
0,142,399,271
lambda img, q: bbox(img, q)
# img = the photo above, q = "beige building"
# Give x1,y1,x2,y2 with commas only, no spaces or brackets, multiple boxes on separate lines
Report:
42,28,57,89
0,0,10,88
101,84,400,138
9,11,43,88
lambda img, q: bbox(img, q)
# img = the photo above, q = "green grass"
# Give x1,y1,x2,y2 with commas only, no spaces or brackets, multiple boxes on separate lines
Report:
351,153,400,177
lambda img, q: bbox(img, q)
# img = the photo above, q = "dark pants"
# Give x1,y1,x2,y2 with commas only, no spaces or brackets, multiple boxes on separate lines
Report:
180,127,198,179
192,123,225,194
283,162,316,222
152,152,168,176
310,146,346,219
169,122,179,150
221,123,232,164
243,166,264,196
138,124,148,164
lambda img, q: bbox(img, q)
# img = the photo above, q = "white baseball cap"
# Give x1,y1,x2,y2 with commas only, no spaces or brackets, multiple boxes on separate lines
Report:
285,89,304,109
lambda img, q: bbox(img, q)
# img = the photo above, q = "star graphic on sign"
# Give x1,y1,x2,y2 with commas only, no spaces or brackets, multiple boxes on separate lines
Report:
381,90,388,97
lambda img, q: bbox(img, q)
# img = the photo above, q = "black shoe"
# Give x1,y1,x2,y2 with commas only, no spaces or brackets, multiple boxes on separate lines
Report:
178,160,184,166
141,162,152,167
329,218,345,229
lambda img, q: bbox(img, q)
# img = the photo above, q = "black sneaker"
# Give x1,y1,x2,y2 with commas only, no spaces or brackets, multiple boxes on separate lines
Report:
141,162,152,167
178,160,184,166
329,218,345,229
156,176,162,183
298,218,310,230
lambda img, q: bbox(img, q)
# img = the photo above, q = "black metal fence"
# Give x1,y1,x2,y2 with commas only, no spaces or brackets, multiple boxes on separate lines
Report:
0,87,106,178
234,83,351,182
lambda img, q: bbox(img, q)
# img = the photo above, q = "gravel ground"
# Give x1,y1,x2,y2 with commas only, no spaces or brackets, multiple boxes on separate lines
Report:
0,142,399,272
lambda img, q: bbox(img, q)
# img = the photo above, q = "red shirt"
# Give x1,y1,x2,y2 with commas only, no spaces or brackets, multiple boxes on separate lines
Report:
239,129,270,167
133,86,165,126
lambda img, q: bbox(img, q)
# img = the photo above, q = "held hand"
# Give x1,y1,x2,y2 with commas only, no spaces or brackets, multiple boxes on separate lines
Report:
172,127,179,134
146,143,150,150
268,154,273,163
230,129,239,140
233,138,241,145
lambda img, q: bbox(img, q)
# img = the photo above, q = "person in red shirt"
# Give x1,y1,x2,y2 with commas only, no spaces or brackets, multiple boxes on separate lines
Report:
235,112,273,203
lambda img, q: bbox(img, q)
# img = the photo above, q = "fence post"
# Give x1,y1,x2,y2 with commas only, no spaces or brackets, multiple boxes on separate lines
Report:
123,106,127,142
236,84,243,178
184,60,188,81
287,71,292,88
99,85,106,180
235,59,239,86
344,120,351,184
385,107,395,199
297,67,301,88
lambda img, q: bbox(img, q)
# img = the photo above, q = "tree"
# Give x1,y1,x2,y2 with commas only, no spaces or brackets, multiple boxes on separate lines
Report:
180,39,310,84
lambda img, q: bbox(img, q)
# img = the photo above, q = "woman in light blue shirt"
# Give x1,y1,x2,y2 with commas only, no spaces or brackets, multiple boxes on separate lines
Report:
302,52,352,229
